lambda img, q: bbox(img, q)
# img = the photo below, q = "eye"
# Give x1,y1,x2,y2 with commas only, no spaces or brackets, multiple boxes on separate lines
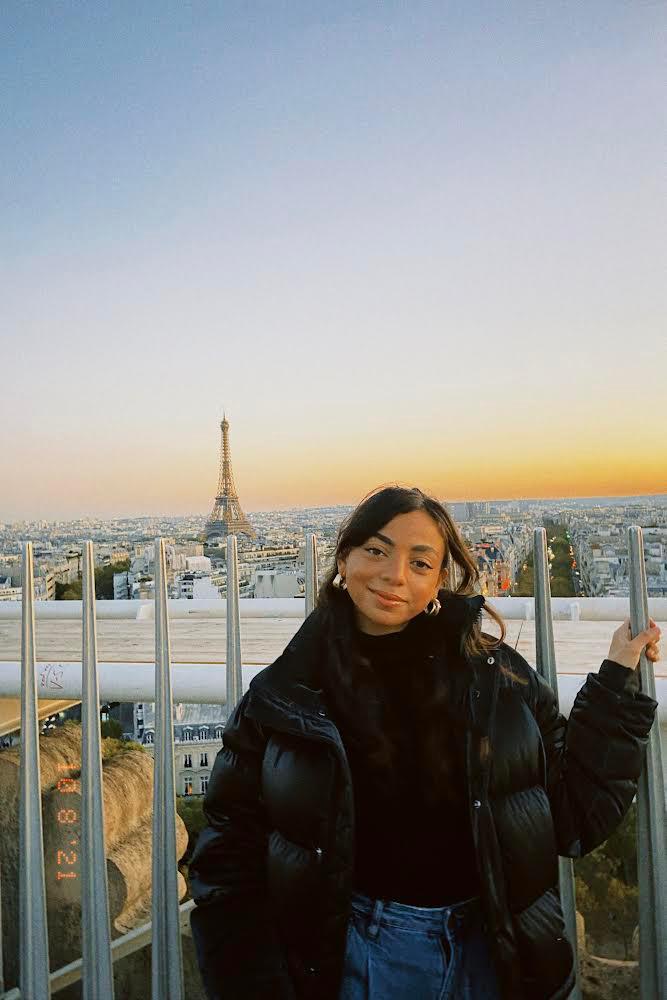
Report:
413,559,433,571
365,546,385,557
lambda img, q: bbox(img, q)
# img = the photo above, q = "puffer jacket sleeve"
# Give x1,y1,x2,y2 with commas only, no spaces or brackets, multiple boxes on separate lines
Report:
516,649,659,857
189,690,296,1000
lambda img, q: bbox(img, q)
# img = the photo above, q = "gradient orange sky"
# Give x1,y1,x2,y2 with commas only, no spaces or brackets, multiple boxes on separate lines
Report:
4,402,666,518
2,4,665,519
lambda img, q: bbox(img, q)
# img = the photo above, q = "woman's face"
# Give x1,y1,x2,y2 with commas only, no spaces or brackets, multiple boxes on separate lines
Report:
337,510,447,635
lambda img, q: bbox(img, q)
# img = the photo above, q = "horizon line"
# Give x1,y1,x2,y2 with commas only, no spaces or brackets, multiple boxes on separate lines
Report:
3,491,667,525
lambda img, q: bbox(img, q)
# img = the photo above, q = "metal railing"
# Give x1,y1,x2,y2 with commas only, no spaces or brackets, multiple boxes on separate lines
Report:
533,528,582,1000
80,541,114,999
1,527,665,998
2,595,666,622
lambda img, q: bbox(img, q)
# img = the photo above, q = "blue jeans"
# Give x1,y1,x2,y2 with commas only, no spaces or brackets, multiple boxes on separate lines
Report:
338,891,502,1000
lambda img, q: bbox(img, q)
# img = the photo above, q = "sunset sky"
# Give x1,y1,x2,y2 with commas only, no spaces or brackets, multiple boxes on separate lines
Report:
2,2,666,520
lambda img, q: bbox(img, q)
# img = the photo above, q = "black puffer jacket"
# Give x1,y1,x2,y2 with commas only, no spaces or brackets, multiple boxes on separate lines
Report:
189,594,658,1000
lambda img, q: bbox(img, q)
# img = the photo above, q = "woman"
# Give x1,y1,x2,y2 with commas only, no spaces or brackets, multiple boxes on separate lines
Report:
190,486,660,1000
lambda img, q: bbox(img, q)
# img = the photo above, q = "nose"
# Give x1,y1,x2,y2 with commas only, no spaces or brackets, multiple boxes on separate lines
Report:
379,552,408,585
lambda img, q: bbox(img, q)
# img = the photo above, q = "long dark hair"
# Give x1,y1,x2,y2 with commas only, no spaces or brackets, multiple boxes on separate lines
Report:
316,485,507,805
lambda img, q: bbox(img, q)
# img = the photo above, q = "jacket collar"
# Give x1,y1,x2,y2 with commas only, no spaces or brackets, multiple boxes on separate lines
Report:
247,591,488,727
310,589,485,654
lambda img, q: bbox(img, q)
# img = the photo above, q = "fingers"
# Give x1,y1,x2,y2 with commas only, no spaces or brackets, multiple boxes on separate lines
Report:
617,617,662,663
641,622,661,662
622,617,661,639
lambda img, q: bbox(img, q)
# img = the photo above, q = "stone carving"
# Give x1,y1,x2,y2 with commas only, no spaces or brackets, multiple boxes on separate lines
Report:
575,909,639,1000
0,724,207,998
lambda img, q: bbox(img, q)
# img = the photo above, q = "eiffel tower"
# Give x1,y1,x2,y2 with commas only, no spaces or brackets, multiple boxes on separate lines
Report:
205,415,256,542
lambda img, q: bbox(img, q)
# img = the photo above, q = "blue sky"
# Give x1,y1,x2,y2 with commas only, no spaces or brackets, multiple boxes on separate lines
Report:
2,2,666,518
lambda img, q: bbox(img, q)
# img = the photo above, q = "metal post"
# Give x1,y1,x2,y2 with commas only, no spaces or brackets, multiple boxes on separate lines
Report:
304,533,318,617
19,541,51,998
225,535,243,714
533,528,582,1000
81,541,115,999
447,554,458,593
0,856,4,994
627,526,667,1000
151,538,184,1000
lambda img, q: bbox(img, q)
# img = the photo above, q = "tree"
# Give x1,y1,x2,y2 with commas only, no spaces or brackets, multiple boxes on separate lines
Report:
95,559,130,599
54,559,130,601
513,565,534,596
100,719,123,740
550,576,573,597
100,736,146,758
55,580,82,600
177,795,208,864
512,522,576,598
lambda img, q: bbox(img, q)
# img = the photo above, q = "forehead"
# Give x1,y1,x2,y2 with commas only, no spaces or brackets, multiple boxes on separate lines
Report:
371,510,446,554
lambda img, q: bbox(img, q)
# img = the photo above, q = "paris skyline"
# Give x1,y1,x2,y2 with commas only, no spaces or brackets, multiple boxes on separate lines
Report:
2,3,665,521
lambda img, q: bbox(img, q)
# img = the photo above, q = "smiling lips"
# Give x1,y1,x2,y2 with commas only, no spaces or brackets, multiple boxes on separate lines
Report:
371,589,406,605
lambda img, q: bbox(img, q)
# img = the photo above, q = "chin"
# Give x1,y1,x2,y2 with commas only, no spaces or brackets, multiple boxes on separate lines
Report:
367,608,412,629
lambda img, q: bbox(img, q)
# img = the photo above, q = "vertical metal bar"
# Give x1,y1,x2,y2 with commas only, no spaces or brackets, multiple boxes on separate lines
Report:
81,541,115,999
304,533,318,617
627,526,667,1000
151,538,184,1000
533,528,582,1000
19,541,51,998
0,856,5,994
447,553,458,593
225,535,243,714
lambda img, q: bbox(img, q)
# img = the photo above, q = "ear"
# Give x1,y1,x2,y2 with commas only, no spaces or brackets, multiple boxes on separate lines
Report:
337,556,347,577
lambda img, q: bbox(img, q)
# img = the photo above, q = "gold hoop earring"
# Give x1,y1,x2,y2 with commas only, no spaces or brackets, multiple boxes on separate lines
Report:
333,573,347,591
424,597,441,617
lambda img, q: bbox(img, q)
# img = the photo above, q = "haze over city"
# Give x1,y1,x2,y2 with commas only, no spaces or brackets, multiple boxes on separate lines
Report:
2,2,665,521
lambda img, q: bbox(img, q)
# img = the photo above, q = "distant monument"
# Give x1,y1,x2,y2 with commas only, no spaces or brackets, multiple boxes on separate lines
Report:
205,414,256,542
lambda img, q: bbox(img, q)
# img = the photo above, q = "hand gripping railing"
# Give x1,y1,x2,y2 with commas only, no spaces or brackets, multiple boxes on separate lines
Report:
533,528,582,1000
532,524,666,1000
628,527,667,999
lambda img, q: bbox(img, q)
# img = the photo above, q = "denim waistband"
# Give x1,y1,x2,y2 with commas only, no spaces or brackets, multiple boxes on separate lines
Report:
350,890,482,937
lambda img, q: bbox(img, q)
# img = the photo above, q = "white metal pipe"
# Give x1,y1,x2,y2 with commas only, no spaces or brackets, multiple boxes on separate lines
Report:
0,660,261,702
81,541,115,1000
1,660,666,726
0,598,309,619
628,527,667,999
19,542,50,1000
225,536,243,713
0,852,4,993
151,538,184,999
304,533,318,617
533,528,582,1000
1,596,666,621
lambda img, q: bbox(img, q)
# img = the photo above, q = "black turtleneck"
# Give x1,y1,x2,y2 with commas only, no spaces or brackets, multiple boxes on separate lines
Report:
335,623,480,906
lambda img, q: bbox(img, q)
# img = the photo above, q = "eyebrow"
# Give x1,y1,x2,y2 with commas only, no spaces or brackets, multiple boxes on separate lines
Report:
372,532,440,556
